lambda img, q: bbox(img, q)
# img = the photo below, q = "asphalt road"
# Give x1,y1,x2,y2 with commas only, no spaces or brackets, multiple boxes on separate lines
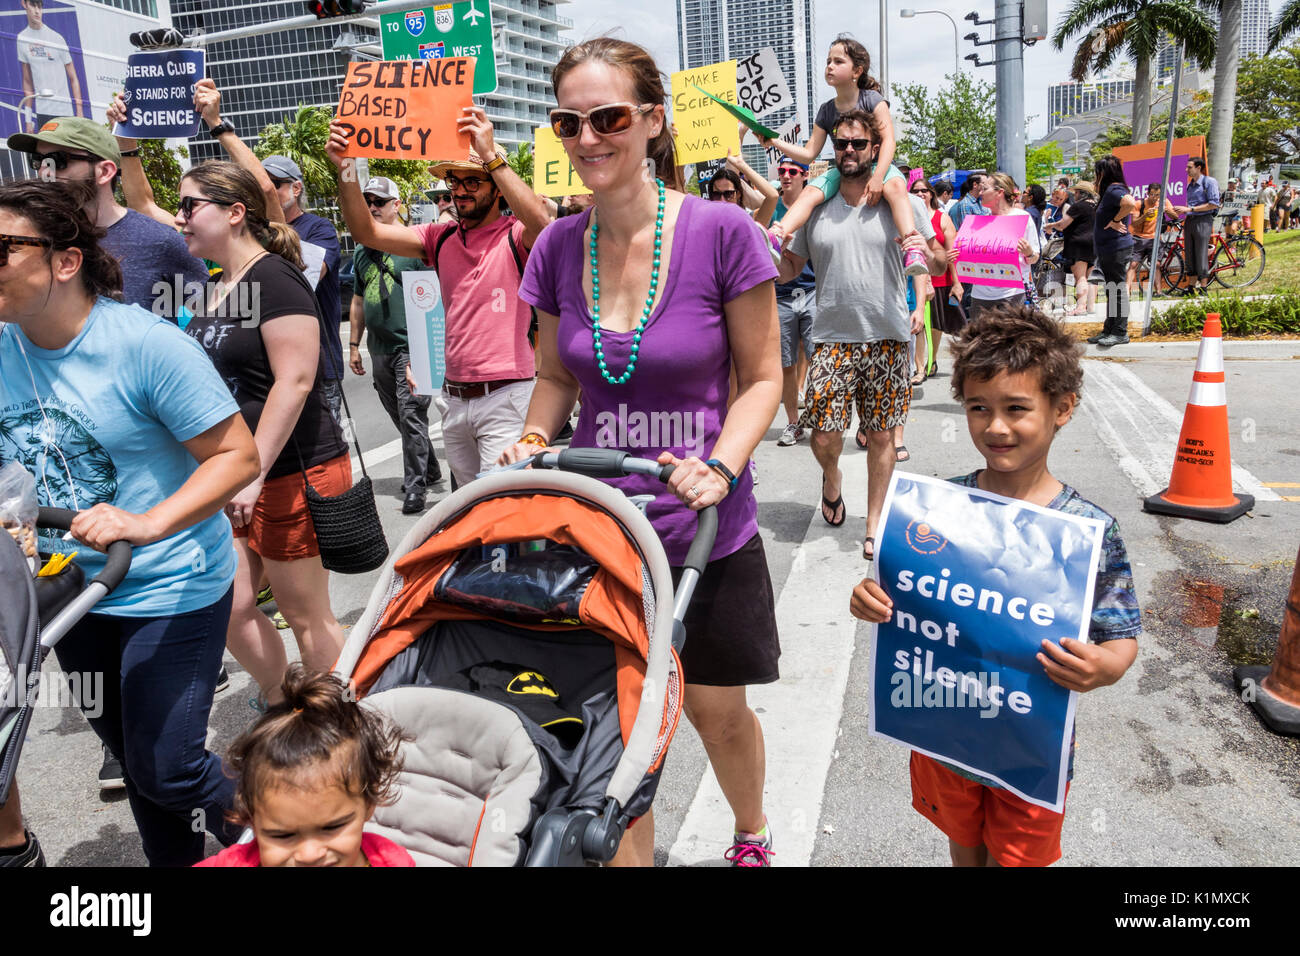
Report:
15,335,1300,867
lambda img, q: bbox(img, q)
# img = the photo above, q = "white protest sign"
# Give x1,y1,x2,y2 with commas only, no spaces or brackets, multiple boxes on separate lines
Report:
735,47,792,118
402,271,446,395
300,241,327,290
764,118,800,178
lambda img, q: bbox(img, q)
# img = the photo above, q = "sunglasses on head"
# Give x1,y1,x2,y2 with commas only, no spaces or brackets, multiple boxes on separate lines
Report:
29,150,99,171
445,173,488,192
0,233,52,266
177,195,232,218
364,195,393,208
832,137,872,152
549,102,653,139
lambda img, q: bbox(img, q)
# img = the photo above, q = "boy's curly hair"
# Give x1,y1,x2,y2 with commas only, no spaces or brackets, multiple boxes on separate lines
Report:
225,665,407,826
949,302,1084,401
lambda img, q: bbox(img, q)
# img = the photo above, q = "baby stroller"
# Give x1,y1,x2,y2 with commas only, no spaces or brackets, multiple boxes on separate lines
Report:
1,508,131,807
335,448,716,866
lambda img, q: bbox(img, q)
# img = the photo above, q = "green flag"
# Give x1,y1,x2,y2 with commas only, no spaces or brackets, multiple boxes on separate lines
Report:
690,84,780,140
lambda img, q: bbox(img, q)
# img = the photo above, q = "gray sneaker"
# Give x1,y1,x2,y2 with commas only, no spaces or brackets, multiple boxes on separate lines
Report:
776,423,805,446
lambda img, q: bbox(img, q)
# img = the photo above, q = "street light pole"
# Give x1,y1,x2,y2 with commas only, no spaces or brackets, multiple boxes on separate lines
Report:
1053,124,1085,165
994,0,1025,185
880,0,890,99
899,8,960,78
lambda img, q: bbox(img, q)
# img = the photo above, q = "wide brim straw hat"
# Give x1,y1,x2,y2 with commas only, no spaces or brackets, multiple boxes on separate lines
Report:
428,145,509,181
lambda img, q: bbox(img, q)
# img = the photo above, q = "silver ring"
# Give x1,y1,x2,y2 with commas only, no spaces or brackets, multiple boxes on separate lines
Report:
688,485,701,499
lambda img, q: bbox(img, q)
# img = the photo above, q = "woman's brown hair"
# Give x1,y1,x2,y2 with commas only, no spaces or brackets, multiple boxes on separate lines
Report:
0,180,123,301
225,665,406,826
550,37,683,191
181,161,305,270
830,35,880,92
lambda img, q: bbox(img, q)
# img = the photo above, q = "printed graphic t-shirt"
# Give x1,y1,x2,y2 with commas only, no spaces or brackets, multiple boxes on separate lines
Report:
0,299,238,616
352,245,426,354
185,254,346,480
17,26,73,116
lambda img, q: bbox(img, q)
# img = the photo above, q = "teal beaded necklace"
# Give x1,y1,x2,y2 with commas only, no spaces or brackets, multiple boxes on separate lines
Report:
589,177,665,385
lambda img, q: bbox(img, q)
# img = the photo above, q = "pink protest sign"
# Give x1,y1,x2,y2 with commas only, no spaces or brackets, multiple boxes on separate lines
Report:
953,214,1028,289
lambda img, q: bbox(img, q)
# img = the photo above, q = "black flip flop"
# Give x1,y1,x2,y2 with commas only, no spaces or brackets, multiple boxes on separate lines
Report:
863,536,875,561
895,445,910,463
821,478,846,527
854,425,869,450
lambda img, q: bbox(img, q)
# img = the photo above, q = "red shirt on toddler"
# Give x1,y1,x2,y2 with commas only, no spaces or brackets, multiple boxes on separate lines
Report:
194,832,415,867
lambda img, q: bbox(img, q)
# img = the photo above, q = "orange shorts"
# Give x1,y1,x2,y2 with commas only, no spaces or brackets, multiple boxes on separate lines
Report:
233,454,352,561
910,751,1069,867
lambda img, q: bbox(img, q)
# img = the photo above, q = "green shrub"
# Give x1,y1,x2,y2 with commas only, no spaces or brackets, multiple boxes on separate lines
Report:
1147,290,1300,336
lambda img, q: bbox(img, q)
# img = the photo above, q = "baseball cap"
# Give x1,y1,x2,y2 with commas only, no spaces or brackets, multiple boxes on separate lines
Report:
7,117,121,164
261,155,302,182
776,158,809,171
362,176,399,201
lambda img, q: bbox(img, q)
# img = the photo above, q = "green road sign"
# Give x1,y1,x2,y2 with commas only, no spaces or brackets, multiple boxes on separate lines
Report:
380,1,497,96
1061,165,1082,174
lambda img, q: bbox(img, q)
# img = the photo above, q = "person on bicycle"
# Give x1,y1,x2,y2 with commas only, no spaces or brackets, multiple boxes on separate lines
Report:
1174,158,1220,296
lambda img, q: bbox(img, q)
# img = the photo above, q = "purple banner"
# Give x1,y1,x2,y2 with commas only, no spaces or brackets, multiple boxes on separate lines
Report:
1122,153,1188,202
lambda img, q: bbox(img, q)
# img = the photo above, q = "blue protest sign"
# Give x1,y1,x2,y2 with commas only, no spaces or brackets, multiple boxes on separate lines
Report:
868,473,1104,811
114,49,204,139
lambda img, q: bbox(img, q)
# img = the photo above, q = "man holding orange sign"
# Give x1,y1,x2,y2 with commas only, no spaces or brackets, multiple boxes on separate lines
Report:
328,91,551,488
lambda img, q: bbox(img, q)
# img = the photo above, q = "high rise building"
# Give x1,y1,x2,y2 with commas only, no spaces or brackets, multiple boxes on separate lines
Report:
1157,0,1270,79
1046,77,1135,133
171,0,571,166
676,0,816,171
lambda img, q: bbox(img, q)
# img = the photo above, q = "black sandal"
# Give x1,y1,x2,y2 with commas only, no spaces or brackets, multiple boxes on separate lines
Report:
895,445,910,463
863,536,875,561
821,477,846,527
854,425,869,450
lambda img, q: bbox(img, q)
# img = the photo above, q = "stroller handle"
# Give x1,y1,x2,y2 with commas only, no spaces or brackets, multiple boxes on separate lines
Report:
37,507,133,594
531,449,719,577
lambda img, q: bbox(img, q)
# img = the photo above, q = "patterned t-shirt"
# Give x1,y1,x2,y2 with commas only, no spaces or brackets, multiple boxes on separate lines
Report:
939,471,1142,787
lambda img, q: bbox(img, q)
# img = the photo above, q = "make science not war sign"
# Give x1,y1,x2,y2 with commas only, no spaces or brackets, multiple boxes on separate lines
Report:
113,49,205,139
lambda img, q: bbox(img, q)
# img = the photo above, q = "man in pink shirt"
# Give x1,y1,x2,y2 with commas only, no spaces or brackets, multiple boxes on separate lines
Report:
327,108,551,486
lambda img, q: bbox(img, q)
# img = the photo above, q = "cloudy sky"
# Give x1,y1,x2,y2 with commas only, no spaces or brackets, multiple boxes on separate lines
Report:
567,0,1100,142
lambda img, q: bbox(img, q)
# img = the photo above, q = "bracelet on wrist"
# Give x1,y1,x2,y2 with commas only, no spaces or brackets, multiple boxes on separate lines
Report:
119,148,140,158
519,432,549,448
706,457,740,490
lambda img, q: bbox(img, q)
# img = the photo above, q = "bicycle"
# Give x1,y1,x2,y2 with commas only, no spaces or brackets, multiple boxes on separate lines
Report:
1141,218,1267,294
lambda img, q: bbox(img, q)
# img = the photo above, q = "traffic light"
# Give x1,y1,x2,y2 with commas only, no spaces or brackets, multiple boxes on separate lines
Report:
307,0,368,18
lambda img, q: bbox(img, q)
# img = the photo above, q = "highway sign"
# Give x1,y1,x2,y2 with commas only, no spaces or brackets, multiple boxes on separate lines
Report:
380,1,496,95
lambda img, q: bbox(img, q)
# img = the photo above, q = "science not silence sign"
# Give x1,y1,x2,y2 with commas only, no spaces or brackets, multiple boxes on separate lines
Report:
868,473,1104,811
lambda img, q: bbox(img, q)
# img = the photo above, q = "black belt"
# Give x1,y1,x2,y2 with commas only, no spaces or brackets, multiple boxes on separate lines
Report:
441,377,533,400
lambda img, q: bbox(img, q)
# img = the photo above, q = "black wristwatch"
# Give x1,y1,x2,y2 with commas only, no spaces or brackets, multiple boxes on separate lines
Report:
208,119,235,138
119,148,140,158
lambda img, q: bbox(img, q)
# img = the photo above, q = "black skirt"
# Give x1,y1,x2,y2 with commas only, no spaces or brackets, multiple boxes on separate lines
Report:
671,532,780,687
930,287,967,334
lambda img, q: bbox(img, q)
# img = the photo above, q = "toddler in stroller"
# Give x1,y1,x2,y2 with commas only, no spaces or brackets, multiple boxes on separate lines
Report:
335,449,715,866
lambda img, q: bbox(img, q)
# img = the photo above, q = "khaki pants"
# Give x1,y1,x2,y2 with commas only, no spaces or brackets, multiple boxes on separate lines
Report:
433,379,535,487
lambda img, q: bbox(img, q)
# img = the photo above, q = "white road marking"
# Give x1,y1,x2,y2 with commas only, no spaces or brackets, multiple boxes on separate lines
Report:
667,453,869,867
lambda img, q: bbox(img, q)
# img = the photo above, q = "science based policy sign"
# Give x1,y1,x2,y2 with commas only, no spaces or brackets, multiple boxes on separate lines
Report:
335,58,473,161
868,473,1105,811
379,1,496,95
114,49,204,139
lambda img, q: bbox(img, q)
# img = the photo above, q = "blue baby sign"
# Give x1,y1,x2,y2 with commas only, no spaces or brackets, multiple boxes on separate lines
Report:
868,473,1104,811
114,49,205,139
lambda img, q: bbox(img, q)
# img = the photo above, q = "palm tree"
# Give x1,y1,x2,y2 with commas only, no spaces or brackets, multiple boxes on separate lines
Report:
505,141,533,187
253,104,337,204
1052,0,1217,145
1207,0,1243,184
1269,0,1300,50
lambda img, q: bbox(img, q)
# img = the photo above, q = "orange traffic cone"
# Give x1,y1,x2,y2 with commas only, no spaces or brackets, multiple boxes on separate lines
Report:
1234,541,1300,736
1143,313,1254,523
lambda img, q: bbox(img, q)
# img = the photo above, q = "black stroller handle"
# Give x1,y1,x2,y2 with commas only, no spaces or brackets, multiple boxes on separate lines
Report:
531,448,719,578
37,507,133,594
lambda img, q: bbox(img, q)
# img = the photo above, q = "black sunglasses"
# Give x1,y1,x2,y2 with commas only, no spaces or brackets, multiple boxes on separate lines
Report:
269,176,295,188
710,186,739,201
0,233,52,266
177,195,232,218
29,150,100,171
912,187,933,195
364,195,394,208
549,103,653,139
833,137,873,152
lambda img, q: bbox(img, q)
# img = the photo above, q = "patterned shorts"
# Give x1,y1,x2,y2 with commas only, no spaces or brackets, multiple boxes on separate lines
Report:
798,340,912,434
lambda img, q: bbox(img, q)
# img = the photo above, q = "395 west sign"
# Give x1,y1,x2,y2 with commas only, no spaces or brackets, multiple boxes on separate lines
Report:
380,1,497,95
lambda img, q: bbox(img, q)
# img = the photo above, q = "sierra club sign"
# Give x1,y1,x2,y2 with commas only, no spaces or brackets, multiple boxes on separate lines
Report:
380,1,497,95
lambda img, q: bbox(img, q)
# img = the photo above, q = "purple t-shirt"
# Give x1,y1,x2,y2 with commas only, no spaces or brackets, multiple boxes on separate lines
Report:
519,196,778,564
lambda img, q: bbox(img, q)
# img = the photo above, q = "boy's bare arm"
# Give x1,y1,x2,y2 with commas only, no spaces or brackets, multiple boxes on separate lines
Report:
1037,637,1137,692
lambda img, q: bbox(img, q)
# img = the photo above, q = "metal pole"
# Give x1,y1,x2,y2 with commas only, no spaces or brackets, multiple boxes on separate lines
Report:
131,0,429,48
1141,41,1183,337
994,0,1025,185
880,0,890,99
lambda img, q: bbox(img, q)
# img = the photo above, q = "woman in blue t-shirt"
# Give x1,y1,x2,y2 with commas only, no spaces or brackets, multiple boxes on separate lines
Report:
0,180,260,867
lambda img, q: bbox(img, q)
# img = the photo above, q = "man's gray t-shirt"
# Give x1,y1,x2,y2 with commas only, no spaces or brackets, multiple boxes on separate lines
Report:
102,209,210,317
791,192,933,344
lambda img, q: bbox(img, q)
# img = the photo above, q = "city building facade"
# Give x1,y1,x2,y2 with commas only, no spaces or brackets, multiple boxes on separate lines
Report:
1047,77,1135,133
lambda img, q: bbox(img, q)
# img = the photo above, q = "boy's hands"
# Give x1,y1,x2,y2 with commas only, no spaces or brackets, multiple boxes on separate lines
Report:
1037,637,1137,692
850,577,893,623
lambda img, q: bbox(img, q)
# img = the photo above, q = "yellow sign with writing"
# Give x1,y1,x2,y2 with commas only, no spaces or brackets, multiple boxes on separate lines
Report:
671,60,740,165
532,126,590,197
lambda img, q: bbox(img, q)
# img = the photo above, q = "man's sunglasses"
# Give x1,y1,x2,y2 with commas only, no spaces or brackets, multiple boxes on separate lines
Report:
0,233,52,266
177,196,232,218
364,195,394,208
445,174,488,192
269,177,295,188
29,150,99,171
832,137,873,152
549,103,653,139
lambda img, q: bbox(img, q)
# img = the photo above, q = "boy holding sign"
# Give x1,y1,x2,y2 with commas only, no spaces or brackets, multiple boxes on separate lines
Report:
850,303,1140,866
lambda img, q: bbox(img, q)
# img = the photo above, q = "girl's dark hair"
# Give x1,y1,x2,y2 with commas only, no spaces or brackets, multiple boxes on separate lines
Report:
949,301,1084,402
1025,183,1048,212
1094,155,1127,195
831,35,880,92
708,167,744,200
181,160,304,270
0,180,122,301
550,37,683,191
225,665,406,826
